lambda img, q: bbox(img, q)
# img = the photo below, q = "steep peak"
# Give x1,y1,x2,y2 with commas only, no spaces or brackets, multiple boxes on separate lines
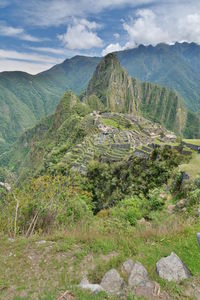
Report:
86,53,138,114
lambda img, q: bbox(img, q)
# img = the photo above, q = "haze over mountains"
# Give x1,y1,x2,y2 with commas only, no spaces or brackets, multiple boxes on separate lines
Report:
1,42,200,153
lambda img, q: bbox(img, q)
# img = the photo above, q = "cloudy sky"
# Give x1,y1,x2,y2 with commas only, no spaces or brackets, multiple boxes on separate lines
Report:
0,0,200,74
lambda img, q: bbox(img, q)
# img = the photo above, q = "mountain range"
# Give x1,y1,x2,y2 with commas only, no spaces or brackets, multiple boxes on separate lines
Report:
1,53,200,181
1,42,200,153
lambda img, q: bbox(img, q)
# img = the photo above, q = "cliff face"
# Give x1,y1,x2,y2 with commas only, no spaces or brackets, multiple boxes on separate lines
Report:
86,53,138,114
86,53,190,136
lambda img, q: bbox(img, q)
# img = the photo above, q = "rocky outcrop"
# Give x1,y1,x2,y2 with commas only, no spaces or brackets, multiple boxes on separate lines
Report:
156,252,191,281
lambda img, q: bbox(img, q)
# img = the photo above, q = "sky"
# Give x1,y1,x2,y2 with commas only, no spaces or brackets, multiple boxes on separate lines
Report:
0,0,200,74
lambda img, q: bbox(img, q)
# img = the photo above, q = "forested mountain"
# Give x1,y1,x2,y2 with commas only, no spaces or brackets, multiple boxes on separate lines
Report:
1,42,200,152
2,53,200,180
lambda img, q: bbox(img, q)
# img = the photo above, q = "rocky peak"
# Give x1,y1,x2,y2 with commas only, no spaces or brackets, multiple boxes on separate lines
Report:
86,53,138,114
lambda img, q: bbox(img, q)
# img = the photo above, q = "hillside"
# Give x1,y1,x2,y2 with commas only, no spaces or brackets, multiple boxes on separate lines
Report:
1,43,200,152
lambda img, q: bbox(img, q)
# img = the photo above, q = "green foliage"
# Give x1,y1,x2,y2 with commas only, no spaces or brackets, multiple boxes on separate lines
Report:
87,147,184,212
110,197,147,226
0,175,93,235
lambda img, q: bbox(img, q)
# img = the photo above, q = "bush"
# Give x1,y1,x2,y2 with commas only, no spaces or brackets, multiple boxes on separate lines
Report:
110,197,147,226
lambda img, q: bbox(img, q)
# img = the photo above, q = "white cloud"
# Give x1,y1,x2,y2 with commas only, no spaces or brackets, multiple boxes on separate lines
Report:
122,7,200,48
58,19,103,50
0,59,55,74
0,49,62,64
113,33,120,39
27,46,66,55
0,49,63,74
122,9,169,48
18,0,156,27
0,23,41,42
102,43,124,56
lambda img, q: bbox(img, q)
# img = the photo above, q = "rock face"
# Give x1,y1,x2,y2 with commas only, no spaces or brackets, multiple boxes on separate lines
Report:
121,259,135,277
100,268,125,295
156,252,191,281
79,278,104,293
128,262,149,288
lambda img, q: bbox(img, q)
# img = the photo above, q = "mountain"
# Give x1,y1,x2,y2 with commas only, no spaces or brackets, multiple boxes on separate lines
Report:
3,53,200,180
1,42,200,152
0,56,99,152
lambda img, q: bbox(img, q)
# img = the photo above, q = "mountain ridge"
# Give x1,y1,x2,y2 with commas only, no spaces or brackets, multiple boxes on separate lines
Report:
1,42,200,151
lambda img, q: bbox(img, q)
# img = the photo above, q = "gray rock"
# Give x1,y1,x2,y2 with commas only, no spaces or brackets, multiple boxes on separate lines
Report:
197,233,200,248
121,259,135,276
100,268,125,295
79,278,104,293
156,252,191,281
128,262,149,288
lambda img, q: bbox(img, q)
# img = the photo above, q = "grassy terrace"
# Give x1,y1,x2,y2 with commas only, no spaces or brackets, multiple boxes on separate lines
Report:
179,152,200,179
183,139,200,146
0,213,199,300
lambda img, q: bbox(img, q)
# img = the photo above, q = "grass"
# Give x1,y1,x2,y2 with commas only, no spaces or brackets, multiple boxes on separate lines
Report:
183,139,200,146
0,213,199,299
179,152,200,179
102,118,126,130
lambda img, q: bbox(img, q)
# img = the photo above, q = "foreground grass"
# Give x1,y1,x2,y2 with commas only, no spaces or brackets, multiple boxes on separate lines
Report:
0,213,200,299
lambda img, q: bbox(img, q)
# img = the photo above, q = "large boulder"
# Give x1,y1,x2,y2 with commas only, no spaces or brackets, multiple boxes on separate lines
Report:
100,268,125,295
128,262,149,288
121,259,135,277
156,252,191,281
79,278,104,293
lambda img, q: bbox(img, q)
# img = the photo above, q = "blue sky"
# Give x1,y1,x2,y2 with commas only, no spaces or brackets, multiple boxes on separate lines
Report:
0,0,200,74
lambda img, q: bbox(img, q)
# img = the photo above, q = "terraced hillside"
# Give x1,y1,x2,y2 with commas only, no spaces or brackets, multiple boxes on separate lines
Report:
0,89,176,181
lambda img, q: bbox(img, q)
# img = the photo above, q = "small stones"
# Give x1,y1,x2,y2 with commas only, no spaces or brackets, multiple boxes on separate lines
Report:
100,268,125,295
156,252,191,281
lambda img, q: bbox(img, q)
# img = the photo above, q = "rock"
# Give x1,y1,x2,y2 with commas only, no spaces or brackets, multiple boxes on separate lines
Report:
36,240,46,245
156,252,191,281
166,204,175,214
197,233,200,248
176,199,186,208
137,218,151,227
100,268,125,295
134,281,169,299
121,259,135,277
128,262,149,288
79,278,104,294
8,238,15,242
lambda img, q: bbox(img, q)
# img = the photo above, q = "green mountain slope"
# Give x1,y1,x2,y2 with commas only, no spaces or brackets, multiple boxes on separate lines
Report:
1,43,200,153
3,53,198,180
0,56,99,151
